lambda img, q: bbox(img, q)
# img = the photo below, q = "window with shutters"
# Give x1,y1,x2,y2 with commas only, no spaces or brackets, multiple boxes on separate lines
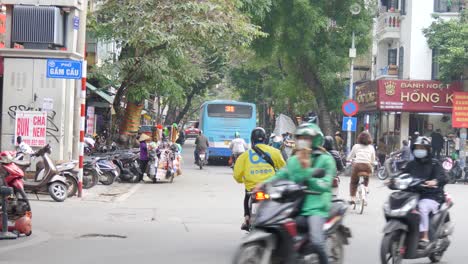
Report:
388,49,398,66
398,47,404,78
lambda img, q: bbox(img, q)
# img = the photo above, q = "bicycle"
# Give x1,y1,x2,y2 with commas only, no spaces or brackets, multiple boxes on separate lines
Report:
353,174,369,214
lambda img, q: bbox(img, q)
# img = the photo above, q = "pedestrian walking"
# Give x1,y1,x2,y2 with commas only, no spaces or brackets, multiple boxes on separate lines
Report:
431,129,444,160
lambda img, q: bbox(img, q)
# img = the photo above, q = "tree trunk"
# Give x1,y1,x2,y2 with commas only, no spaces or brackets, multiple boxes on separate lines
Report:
174,88,197,125
120,101,144,135
301,66,334,136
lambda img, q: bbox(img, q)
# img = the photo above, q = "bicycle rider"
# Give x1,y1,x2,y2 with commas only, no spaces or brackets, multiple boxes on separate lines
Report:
347,131,376,204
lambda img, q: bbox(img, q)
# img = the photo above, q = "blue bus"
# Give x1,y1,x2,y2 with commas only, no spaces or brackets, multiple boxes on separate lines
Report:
199,100,256,161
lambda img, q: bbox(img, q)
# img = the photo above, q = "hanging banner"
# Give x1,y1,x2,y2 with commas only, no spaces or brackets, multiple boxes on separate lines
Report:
452,92,468,128
15,111,47,147
86,106,95,135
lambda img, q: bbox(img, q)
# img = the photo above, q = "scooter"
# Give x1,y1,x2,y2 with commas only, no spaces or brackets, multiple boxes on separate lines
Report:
95,157,118,185
55,161,79,197
0,152,32,236
16,145,68,202
83,158,100,189
232,178,351,264
196,150,207,170
379,152,406,181
380,173,454,264
112,151,141,183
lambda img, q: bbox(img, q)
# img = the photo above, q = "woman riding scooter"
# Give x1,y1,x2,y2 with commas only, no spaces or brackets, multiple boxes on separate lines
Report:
401,136,448,248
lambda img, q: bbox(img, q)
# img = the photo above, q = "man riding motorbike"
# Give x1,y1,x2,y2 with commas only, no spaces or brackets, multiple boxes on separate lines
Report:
229,131,248,168
259,123,336,264
401,136,447,248
233,127,286,231
194,130,209,164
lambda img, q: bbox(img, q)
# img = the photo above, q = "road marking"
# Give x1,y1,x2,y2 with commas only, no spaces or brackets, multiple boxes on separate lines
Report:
0,230,51,254
114,183,142,203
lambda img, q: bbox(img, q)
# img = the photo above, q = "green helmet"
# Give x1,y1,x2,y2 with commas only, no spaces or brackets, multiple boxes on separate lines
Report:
294,123,324,148
234,131,240,138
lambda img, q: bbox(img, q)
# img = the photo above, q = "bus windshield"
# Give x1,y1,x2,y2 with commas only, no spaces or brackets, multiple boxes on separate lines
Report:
207,104,253,118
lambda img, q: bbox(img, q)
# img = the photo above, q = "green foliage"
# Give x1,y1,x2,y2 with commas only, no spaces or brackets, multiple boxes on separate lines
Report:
230,0,374,132
424,10,468,83
88,0,270,123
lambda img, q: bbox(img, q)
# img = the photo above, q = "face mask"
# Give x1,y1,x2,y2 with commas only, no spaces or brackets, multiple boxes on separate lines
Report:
296,139,312,150
413,149,428,159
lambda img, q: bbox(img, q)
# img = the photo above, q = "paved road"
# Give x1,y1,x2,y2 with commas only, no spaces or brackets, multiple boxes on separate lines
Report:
0,139,467,264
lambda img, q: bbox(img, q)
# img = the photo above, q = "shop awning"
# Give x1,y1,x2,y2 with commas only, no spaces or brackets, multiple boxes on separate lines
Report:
86,82,114,104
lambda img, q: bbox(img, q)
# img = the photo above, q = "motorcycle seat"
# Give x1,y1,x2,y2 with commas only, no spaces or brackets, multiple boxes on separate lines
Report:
13,160,31,167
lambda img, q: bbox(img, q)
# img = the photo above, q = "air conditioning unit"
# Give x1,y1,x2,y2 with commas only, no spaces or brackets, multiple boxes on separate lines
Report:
11,5,65,49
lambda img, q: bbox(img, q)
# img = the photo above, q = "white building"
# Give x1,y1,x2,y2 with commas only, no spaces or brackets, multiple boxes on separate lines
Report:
357,0,465,151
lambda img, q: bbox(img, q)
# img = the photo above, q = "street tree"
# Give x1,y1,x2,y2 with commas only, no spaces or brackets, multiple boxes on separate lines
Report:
230,0,374,135
88,0,270,135
424,10,468,83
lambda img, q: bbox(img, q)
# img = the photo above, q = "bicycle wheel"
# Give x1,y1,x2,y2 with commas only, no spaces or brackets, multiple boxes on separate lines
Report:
358,184,366,214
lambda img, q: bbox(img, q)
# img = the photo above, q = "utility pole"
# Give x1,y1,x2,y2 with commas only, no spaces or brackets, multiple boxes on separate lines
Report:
73,0,88,197
347,31,356,153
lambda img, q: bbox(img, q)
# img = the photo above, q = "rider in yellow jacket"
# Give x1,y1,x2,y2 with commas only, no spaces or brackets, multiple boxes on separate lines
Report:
233,127,286,230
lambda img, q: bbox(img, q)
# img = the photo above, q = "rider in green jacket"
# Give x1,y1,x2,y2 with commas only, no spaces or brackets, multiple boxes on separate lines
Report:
263,123,335,264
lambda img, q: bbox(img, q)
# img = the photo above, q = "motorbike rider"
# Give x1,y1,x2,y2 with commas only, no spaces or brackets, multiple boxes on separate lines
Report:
194,130,209,164
259,123,335,264
229,131,248,168
233,127,286,231
401,136,447,248
138,134,151,182
392,140,411,169
323,136,344,172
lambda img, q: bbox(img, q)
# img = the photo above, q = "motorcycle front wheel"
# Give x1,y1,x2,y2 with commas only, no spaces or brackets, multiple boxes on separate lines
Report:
99,171,115,186
64,174,78,197
83,170,99,189
232,243,267,264
380,231,405,264
377,167,388,180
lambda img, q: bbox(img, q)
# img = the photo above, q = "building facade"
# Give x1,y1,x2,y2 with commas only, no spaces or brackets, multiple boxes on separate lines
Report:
356,0,465,152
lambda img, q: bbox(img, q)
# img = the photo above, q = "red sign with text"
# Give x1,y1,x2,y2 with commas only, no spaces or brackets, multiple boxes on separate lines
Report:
377,80,462,112
15,111,47,147
452,92,468,128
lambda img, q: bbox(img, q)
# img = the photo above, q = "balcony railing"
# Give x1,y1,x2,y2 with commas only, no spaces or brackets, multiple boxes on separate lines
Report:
376,12,401,41
377,65,399,79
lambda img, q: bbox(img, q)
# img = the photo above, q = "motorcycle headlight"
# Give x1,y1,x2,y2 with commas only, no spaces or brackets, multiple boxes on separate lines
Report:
385,198,418,217
394,177,412,190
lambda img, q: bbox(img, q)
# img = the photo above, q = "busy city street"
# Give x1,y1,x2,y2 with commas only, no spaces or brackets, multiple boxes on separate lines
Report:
0,140,466,264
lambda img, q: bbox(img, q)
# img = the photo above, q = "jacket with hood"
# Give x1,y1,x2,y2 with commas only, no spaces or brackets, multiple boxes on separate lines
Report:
266,149,336,217
402,155,447,203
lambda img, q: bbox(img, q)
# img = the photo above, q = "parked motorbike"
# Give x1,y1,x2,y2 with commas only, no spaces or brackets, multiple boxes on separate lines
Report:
380,173,454,264
83,158,100,189
112,151,141,183
15,145,69,202
0,152,32,236
442,157,463,184
95,157,118,185
55,160,79,197
232,179,351,264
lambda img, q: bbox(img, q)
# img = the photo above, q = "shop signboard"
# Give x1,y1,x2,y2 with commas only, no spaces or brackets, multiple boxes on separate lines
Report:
355,81,378,112
377,80,462,112
14,111,47,147
452,92,468,128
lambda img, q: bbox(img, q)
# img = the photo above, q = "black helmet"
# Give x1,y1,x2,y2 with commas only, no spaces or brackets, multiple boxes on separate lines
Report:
411,136,432,151
323,136,335,151
251,127,266,144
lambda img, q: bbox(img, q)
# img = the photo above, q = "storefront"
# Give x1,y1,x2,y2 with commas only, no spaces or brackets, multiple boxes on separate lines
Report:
355,79,463,152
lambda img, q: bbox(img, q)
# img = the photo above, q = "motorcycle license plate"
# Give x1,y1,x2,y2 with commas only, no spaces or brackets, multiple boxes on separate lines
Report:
251,203,259,215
